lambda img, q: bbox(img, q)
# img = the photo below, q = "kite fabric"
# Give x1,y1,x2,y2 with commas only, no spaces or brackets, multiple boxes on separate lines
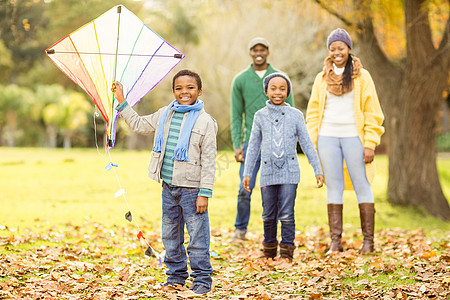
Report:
45,5,184,147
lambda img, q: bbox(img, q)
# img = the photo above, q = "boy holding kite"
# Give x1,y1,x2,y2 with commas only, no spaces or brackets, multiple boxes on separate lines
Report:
112,69,217,295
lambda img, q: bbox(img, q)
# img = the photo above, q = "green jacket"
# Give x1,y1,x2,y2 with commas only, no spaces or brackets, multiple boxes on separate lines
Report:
230,64,294,149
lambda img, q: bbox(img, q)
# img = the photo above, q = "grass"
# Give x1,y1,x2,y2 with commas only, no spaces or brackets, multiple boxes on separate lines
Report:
1,147,449,235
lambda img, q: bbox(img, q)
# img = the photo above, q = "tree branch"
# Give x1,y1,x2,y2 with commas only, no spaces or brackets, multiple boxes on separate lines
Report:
405,0,436,67
434,6,450,69
313,0,353,27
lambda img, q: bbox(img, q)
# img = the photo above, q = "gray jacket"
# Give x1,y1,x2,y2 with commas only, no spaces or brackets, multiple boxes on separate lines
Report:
120,105,218,190
244,101,322,187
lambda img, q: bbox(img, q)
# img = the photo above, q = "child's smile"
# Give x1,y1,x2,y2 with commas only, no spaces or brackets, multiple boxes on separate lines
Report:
266,76,288,106
173,75,202,105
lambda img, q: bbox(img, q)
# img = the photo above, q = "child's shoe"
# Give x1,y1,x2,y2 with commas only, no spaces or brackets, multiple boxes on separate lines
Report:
260,241,278,259
190,284,211,295
279,244,296,263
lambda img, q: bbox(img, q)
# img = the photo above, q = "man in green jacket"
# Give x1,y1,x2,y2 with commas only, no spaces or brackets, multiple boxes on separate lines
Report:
230,37,294,240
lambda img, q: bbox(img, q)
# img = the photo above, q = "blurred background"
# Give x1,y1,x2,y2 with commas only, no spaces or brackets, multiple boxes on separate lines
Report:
0,0,449,220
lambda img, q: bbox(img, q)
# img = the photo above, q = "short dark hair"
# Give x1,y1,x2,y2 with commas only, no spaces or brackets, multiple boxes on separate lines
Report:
172,69,202,91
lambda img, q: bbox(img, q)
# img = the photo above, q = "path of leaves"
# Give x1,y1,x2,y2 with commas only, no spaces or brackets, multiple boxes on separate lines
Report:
0,222,449,299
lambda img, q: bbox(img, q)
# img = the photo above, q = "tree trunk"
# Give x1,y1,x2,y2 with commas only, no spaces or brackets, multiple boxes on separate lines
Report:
384,0,450,220
5,111,16,147
47,125,57,148
387,72,450,220
63,134,71,149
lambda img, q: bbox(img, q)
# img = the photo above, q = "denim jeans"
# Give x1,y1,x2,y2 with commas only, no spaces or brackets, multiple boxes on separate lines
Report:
234,142,261,231
317,136,374,204
261,184,298,246
161,182,213,289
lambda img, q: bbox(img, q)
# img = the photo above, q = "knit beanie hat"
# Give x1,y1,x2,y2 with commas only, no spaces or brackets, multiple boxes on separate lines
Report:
327,28,352,49
263,72,292,97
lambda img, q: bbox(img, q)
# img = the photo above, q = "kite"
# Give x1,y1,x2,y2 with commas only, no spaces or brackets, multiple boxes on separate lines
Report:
45,5,184,148
45,4,182,263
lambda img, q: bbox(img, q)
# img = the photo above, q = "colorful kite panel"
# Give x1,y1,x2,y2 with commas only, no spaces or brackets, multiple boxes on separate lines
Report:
46,5,184,147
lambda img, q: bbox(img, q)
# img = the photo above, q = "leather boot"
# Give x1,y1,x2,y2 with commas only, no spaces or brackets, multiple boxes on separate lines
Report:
327,204,344,253
359,203,375,254
279,244,296,263
261,241,278,259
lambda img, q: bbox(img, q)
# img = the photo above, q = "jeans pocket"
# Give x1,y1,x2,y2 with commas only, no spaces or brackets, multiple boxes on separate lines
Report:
182,187,199,192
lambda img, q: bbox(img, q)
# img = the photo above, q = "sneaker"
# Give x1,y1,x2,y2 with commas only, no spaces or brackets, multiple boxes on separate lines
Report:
190,285,211,295
233,228,247,241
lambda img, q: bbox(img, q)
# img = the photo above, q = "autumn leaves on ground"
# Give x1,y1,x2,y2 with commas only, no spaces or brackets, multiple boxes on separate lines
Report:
1,149,449,299
1,221,449,299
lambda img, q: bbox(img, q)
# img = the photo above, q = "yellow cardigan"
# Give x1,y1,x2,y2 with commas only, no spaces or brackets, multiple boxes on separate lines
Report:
306,68,385,190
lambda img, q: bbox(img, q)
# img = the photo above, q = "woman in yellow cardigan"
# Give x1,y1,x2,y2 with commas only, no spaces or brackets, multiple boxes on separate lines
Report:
306,28,384,254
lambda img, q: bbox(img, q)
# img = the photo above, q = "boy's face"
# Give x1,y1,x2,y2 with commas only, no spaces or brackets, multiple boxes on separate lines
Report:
173,75,202,105
266,76,288,106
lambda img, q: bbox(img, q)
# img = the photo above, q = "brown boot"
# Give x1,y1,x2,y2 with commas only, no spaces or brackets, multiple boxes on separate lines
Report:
327,204,344,253
279,244,296,263
261,241,278,259
359,203,375,254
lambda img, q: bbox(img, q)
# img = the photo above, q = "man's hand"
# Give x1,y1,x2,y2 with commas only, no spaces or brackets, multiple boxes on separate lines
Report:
363,148,375,164
196,196,209,214
316,175,324,188
234,148,244,162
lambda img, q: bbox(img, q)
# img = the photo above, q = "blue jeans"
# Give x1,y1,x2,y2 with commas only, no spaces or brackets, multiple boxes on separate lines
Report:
261,184,298,246
234,142,261,231
317,136,374,204
161,182,213,288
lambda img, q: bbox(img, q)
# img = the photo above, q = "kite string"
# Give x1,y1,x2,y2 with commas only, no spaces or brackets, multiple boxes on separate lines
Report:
106,149,161,257
93,108,161,259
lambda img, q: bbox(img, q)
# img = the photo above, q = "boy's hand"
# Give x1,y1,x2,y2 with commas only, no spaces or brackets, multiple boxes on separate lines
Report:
363,148,375,164
111,81,125,104
242,176,251,192
196,196,209,214
234,148,244,162
316,175,324,188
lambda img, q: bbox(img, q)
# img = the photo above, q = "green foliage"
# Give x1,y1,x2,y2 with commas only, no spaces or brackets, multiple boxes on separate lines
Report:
0,39,12,82
437,133,450,152
0,0,48,83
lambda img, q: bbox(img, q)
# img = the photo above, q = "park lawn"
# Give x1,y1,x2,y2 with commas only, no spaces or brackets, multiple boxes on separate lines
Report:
0,147,449,299
0,147,449,233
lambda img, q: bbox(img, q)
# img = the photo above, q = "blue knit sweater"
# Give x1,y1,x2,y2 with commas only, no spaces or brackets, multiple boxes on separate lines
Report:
243,101,323,187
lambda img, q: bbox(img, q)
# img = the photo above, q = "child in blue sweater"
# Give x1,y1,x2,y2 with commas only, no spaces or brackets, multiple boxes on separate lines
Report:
242,73,324,262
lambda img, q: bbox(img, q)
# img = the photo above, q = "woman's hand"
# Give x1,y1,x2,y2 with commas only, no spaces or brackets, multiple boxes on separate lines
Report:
316,175,324,188
242,176,251,192
364,148,375,163
111,81,125,104
196,196,209,214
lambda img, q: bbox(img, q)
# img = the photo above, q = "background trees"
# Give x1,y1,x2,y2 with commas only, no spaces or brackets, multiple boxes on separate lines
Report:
0,0,448,219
